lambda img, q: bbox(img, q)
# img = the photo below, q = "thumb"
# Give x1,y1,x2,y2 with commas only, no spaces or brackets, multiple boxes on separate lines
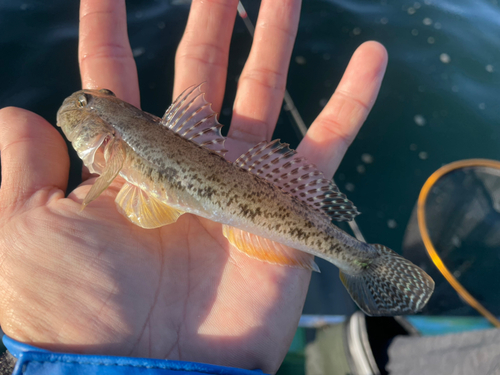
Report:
0,107,69,211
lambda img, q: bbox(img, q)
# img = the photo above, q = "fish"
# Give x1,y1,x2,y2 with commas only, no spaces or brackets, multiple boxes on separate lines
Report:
56,84,434,316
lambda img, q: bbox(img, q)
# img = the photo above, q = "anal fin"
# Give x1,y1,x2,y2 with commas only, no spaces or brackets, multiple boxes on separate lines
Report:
115,182,184,229
222,225,319,272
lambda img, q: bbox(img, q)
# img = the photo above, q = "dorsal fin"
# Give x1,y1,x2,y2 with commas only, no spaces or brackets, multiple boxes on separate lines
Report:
235,140,360,222
161,83,227,156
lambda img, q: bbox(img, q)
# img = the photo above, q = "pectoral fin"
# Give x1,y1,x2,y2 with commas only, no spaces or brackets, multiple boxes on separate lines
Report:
82,139,126,209
222,225,319,272
115,182,184,229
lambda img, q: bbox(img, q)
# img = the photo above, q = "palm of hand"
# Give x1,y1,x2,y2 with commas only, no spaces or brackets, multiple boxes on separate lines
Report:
0,171,308,370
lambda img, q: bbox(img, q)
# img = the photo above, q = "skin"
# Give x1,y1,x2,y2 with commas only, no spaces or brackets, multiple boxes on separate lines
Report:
0,0,387,373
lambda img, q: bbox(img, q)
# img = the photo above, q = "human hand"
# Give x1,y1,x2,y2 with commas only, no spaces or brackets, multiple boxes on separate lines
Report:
0,0,387,373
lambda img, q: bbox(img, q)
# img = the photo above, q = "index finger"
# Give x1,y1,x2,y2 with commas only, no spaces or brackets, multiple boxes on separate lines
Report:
79,0,140,107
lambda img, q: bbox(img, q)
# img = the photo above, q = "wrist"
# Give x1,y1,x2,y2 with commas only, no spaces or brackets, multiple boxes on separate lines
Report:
2,335,267,375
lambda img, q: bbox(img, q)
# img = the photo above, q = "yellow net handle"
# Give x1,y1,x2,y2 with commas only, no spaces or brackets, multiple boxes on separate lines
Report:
417,159,500,327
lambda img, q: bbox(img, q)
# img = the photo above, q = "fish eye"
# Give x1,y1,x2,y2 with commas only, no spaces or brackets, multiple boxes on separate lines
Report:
99,89,115,96
77,94,89,108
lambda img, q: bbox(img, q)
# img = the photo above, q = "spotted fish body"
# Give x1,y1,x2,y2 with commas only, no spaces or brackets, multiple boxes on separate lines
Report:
57,85,434,316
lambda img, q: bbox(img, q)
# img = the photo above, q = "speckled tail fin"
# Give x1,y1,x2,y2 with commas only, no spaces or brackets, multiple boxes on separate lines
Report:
222,225,320,272
82,139,125,209
235,140,359,222
115,183,184,229
339,244,435,316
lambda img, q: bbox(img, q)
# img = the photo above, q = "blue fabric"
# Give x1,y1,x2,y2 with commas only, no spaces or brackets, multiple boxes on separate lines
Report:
3,336,265,375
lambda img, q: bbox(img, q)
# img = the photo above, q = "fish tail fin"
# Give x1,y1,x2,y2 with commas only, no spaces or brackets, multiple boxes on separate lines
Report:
339,243,434,316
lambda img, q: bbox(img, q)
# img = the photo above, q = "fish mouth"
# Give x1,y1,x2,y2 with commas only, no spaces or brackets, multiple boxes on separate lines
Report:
56,98,78,119
56,103,78,131
56,94,92,142
57,107,73,115
56,108,74,120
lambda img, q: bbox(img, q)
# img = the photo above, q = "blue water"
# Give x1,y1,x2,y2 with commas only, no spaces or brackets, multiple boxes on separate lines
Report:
1,0,499,315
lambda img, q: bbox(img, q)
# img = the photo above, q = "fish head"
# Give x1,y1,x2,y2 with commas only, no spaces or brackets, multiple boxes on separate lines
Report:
56,89,122,141
56,88,128,174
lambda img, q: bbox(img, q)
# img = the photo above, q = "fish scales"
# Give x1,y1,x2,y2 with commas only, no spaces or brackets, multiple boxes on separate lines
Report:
89,97,368,263
57,86,435,316
124,129,364,264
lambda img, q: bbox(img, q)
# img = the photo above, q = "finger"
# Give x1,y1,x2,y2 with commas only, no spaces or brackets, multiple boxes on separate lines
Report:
174,0,239,111
79,0,140,107
297,41,388,179
0,107,69,209
228,0,301,144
